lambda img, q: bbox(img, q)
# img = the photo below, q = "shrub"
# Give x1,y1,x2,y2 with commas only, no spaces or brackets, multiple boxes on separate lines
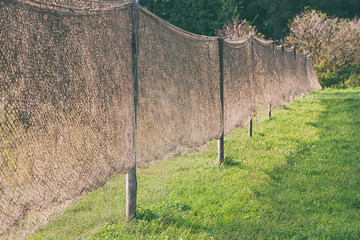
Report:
285,8,360,87
215,18,262,39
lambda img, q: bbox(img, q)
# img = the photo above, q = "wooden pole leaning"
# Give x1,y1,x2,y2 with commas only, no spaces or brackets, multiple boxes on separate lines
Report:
126,0,139,221
217,38,225,166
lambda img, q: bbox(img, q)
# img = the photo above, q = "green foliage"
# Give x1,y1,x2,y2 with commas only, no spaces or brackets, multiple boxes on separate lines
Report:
315,63,360,88
344,71,360,88
140,0,360,39
26,88,360,239
140,0,226,36
214,18,261,39
314,62,339,87
286,8,360,88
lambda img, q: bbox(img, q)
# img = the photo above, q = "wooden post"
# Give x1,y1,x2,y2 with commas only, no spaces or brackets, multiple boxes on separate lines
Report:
249,35,254,139
268,104,271,119
217,38,224,165
126,166,137,220
126,0,139,221
217,133,224,165
248,118,253,138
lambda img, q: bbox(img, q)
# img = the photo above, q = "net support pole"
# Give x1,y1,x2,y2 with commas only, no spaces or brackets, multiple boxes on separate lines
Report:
126,166,137,220
217,133,224,165
249,34,254,139
126,0,139,221
268,104,271,119
249,118,253,138
216,38,225,166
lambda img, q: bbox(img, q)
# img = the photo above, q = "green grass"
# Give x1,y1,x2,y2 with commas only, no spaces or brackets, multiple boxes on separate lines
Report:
26,88,360,239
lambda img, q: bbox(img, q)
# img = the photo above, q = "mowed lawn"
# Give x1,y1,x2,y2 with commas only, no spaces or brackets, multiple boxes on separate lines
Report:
27,88,360,239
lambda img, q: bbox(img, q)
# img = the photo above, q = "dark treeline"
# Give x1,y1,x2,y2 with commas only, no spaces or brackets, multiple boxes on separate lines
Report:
140,0,360,40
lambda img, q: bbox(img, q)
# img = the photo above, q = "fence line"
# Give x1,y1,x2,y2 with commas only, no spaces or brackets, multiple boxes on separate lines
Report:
0,0,321,235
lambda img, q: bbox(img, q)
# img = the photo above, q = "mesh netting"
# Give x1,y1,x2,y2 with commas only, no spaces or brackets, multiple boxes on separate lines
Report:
252,37,321,111
0,1,321,236
252,38,279,106
15,0,133,12
223,38,256,135
284,47,301,101
222,36,321,135
270,44,288,107
137,8,222,166
297,54,312,95
0,0,135,234
306,55,322,91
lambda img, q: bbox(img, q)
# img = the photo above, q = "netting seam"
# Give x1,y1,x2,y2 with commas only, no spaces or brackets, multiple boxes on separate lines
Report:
12,0,134,16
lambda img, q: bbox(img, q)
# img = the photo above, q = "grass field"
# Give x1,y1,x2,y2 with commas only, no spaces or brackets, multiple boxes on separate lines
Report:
26,88,360,239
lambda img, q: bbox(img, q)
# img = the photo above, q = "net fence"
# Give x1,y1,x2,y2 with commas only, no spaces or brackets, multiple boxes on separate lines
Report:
137,9,222,167
0,0,135,234
0,0,321,236
223,38,256,135
223,36,321,134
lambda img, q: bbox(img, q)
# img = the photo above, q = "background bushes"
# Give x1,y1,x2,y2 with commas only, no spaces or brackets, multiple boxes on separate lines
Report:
285,9,360,88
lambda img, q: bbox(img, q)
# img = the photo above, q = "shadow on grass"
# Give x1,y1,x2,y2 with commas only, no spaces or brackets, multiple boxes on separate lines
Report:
136,208,159,221
136,205,209,235
282,105,292,111
267,116,276,121
132,90,360,239
305,122,318,128
220,156,245,169
251,89,360,238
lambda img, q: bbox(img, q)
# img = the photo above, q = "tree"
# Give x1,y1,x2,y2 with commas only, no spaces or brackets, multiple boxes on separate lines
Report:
140,0,224,35
140,0,360,40
215,18,261,39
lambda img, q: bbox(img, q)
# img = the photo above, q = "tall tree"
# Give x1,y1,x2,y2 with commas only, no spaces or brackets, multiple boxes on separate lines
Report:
147,0,153,12
140,0,360,39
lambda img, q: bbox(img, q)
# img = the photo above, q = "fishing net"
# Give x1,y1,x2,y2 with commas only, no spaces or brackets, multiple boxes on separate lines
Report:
0,0,135,234
137,8,222,166
222,36,322,135
223,38,256,135
253,39,321,111
0,1,322,236
306,55,322,91
252,38,278,106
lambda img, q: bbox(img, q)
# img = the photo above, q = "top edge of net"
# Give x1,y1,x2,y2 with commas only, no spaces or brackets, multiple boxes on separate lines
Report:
223,35,276,46
140,7,218,42
224,37,249,45
254,36,276,45
275,44,296,51
284,46,296,52
10,0,134,15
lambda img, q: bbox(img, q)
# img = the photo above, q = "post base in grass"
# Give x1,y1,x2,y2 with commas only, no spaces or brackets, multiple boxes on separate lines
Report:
268,104,272,119
126,166,137,221
216,134,224,166
249,118,253,138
